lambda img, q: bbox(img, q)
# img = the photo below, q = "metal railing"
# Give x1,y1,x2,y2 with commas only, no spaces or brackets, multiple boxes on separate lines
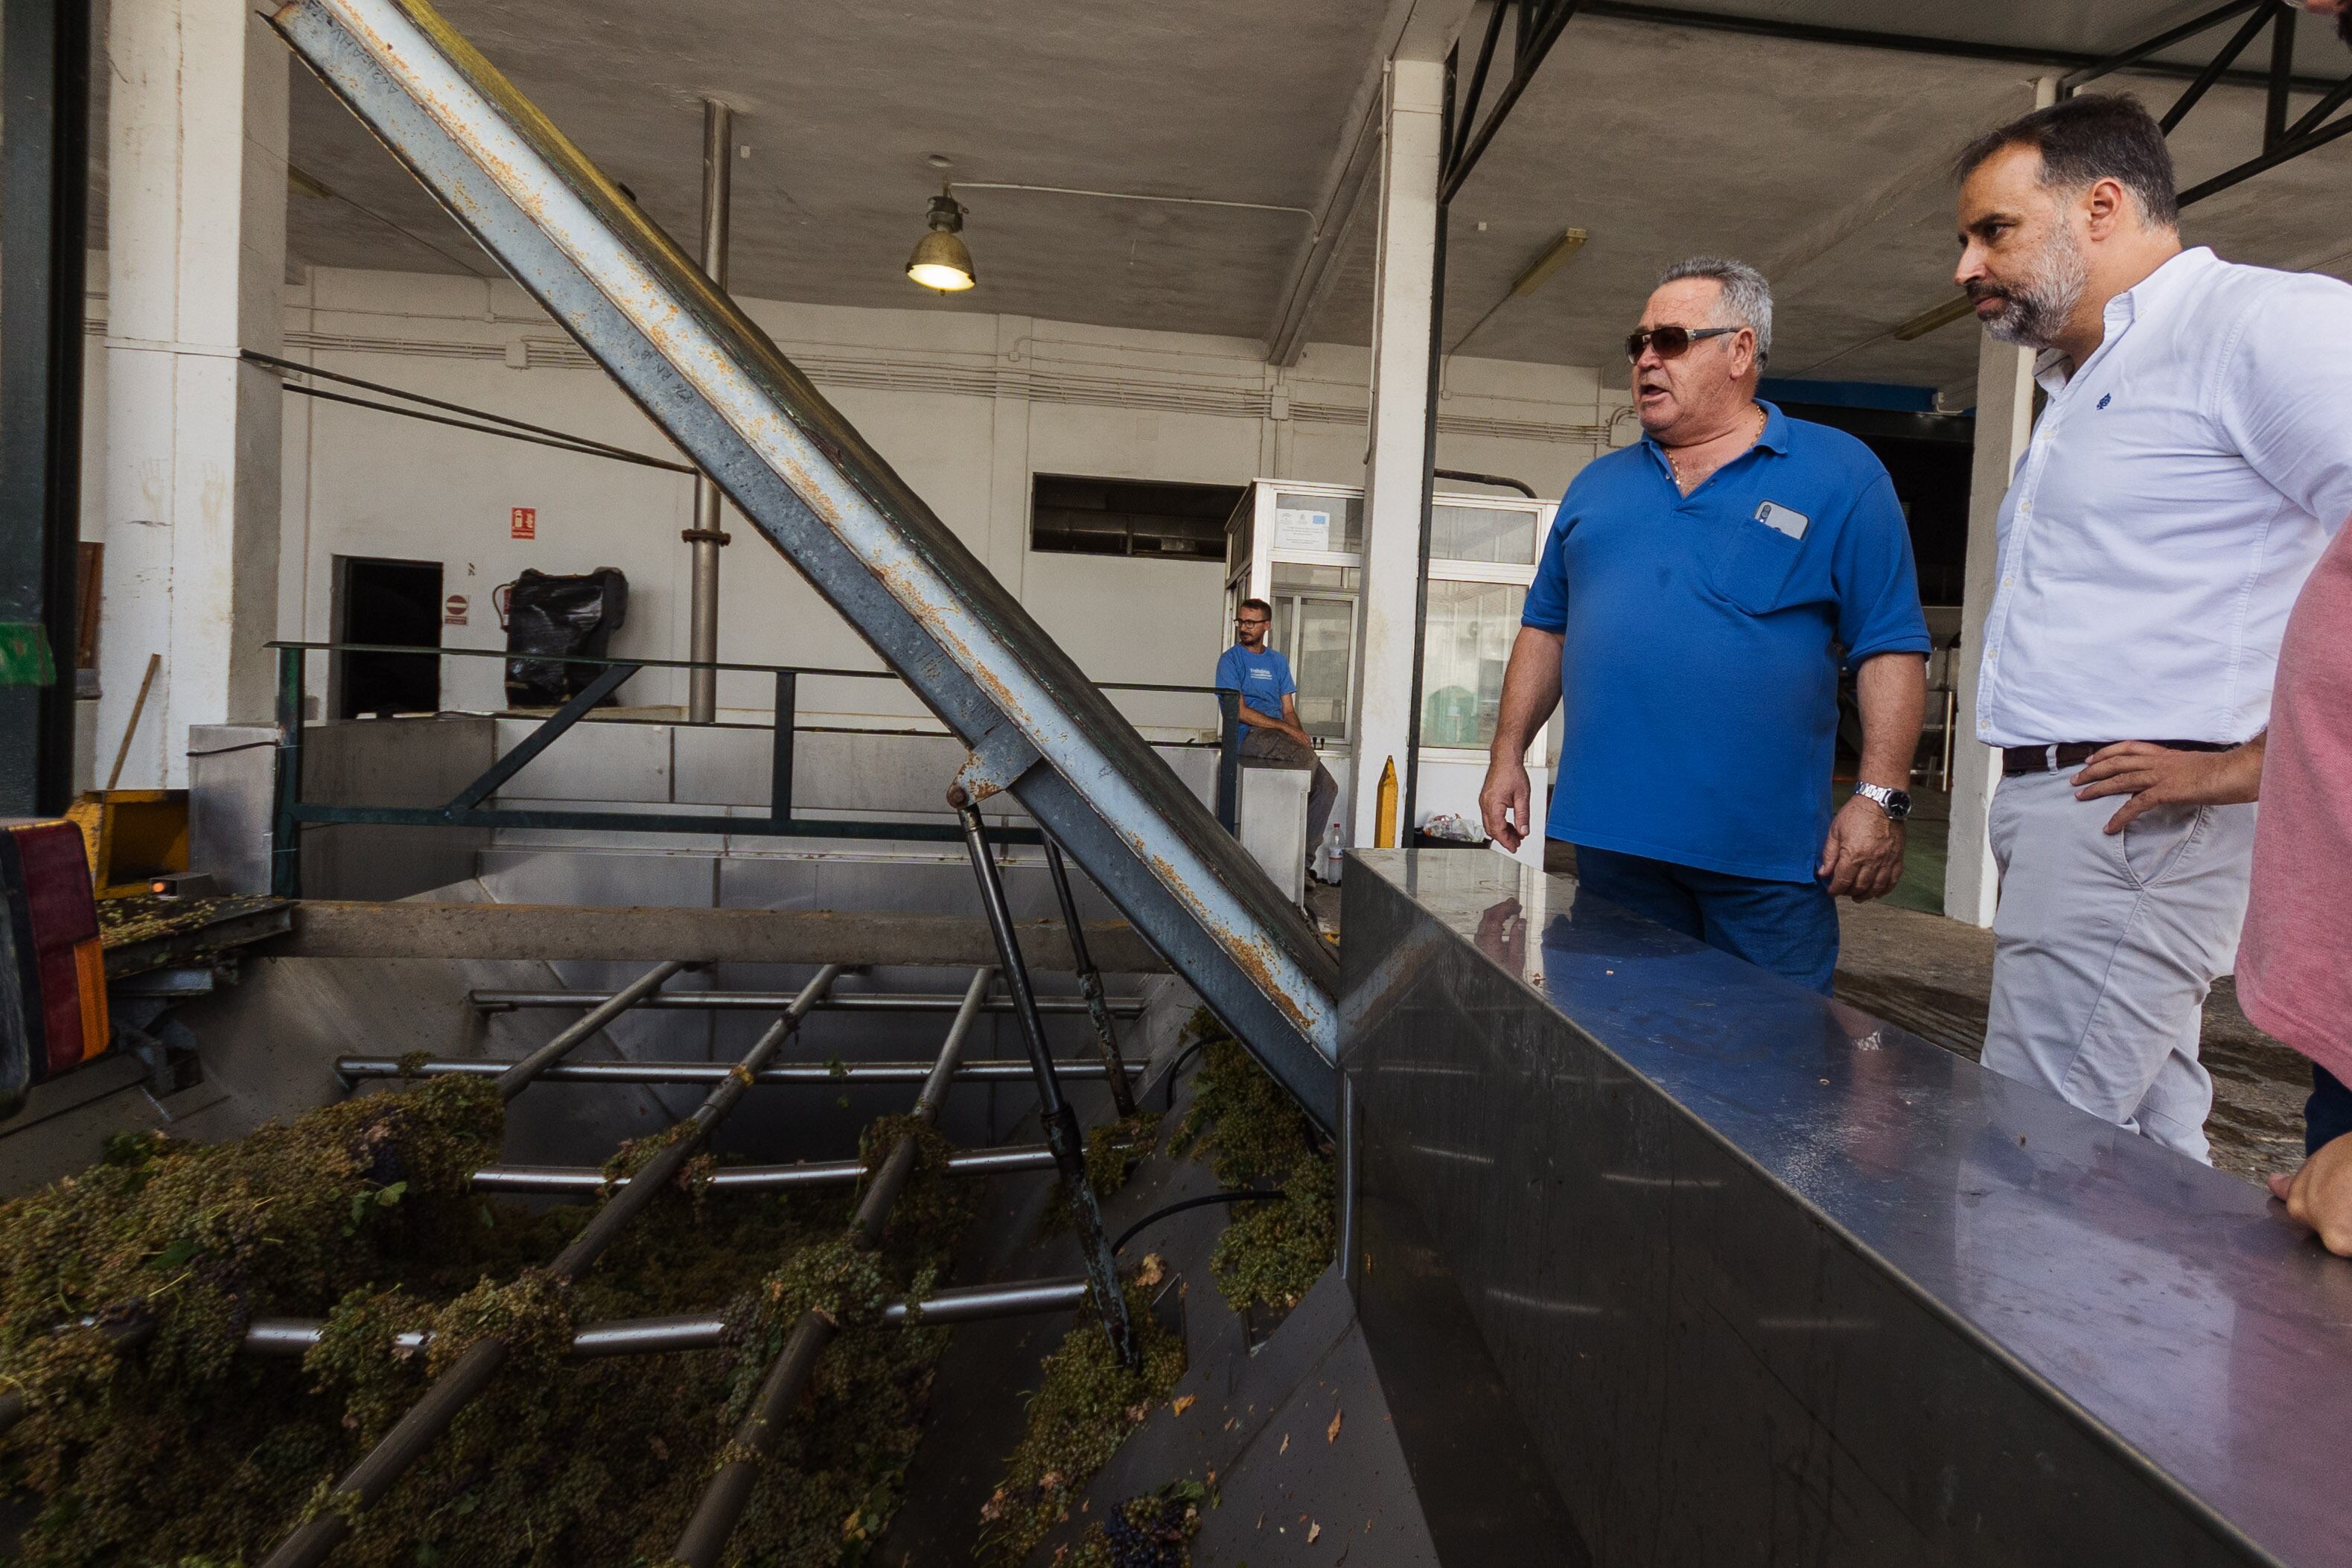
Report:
267,641,1238,899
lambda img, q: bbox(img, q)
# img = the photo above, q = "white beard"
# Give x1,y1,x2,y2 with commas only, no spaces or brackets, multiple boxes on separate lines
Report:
1980,225,2089,350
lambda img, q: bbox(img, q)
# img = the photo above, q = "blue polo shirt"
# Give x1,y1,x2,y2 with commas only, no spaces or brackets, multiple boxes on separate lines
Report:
1522,402,1929,882
1215,643,1295,722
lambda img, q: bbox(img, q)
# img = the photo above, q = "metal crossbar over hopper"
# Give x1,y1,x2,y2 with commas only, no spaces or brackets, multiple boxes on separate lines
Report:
264,0,1341,1127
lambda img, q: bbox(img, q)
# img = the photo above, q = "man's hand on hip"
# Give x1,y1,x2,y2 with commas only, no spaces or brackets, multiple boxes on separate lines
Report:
2072,739,2264,834
1480,757,1532,852
1817,794,1904,901
2269,1132,2352,1259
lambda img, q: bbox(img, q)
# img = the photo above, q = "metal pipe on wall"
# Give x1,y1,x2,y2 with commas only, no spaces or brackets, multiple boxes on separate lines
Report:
684,98,733,724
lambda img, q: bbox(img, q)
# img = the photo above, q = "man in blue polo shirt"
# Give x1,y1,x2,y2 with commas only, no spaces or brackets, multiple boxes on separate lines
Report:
1216,597,1339,868
1479,257,1929,993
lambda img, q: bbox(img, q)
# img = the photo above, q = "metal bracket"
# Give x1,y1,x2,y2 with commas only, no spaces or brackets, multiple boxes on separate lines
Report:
951,723,1042,804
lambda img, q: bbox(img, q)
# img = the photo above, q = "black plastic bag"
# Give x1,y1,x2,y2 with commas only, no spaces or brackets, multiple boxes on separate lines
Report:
503,567,629,707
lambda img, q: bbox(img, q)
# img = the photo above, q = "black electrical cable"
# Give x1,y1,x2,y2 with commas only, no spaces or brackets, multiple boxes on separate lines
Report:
1159,1037,1210,1112
243,349,697,474
276,383,698,474
1112,1190,1281,1255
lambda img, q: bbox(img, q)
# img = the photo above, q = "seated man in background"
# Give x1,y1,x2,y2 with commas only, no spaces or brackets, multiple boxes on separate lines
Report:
1215,599,1338,873
1480,257,1929,995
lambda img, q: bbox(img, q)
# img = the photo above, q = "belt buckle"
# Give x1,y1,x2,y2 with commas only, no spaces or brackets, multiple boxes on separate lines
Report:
2045,743,2060,773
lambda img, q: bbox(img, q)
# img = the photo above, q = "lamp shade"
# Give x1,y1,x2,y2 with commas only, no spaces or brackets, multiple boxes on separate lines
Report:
907,191,976,291
907,228,976,291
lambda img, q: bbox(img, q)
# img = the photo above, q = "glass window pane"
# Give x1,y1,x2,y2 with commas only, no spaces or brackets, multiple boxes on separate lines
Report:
1292,597,1354,739
1421,581,1526,747
1271,563,1360,593
1272,491,1363,553
1430,504,1537,565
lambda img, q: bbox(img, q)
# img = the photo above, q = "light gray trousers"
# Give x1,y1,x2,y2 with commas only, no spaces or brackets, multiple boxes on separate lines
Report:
1981,769,2257,1164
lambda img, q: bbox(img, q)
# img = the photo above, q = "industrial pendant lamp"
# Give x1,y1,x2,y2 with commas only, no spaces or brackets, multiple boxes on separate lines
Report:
906,189,976,292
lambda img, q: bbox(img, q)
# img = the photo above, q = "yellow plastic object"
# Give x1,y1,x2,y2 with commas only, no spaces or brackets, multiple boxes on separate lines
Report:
65,789,189,899
1374,756,1398,850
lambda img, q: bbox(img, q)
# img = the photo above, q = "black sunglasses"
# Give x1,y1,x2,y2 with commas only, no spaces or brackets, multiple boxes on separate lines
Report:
1625,324,1741,361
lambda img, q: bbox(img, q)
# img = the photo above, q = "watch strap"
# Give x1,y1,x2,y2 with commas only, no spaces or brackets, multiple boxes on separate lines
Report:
1855,783,1911,820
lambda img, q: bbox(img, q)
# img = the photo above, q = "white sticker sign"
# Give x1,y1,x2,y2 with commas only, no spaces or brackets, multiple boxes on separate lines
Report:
1274,506,1333,552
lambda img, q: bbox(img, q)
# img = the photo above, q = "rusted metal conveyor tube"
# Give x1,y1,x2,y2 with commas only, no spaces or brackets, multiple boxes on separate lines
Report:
262,0,1340,1129
259,966,841,1568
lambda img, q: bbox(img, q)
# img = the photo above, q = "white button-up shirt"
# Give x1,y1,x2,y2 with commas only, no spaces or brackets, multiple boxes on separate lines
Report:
1976,246,2352,747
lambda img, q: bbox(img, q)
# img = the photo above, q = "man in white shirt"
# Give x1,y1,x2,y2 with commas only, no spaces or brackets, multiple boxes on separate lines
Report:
1952,93,2352,1164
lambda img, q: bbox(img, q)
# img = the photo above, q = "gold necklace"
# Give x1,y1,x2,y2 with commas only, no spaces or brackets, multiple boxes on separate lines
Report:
1666,403,1765,490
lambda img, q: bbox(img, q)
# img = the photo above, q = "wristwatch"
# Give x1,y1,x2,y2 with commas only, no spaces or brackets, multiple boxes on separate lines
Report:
1854,783,1913,820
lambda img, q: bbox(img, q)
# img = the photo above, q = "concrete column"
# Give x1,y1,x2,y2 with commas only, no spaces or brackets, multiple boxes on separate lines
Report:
1345,57,1444,843
99,0,288,788
1943,76,2054,928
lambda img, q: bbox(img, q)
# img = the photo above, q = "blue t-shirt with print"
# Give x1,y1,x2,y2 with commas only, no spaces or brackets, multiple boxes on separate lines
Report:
1521,402,1930,882
1214,643,1296,723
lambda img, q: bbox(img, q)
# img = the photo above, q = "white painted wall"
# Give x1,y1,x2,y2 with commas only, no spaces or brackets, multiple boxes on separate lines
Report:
83,264,1616,756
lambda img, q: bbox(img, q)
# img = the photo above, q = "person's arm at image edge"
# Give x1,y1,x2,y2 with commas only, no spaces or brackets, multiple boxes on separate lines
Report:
1480,626,1566,852
2272,1135,2352,1258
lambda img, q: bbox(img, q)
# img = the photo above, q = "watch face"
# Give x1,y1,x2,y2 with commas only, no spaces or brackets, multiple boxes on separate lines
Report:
1861,784,1912,819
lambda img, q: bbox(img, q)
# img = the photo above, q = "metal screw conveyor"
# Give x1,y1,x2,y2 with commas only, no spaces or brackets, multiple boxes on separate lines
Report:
0,806,1164,1565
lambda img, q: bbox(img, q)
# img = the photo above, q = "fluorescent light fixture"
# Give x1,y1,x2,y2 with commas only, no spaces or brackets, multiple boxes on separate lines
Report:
906,191,975,293
1892,293,1975,341
1509,227,1588,298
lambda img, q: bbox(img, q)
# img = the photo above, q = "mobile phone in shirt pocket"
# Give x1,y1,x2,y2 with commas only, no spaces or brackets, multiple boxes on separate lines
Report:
1710,506,1806,614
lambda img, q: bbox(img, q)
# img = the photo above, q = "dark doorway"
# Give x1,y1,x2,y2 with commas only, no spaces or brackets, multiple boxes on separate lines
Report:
333,557,443,718
1769,401,1974,608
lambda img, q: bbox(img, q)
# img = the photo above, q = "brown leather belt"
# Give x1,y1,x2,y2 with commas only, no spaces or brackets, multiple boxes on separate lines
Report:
2001,739,2232,776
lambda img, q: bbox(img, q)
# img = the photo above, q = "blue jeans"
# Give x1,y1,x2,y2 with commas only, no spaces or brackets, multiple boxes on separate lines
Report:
2309,1063,2352,1157
1571,845,1839,995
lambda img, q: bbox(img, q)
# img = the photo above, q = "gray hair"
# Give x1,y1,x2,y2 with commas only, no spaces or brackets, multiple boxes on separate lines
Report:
1657,255,1773,366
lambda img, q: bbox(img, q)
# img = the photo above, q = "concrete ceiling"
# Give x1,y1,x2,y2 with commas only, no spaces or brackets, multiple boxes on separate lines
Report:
281,0,1395,341
1326,11,2352,395
270,0,2352,390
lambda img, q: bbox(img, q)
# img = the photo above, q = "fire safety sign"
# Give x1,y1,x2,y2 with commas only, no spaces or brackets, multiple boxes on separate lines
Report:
444,594,469,626
511,506,536,541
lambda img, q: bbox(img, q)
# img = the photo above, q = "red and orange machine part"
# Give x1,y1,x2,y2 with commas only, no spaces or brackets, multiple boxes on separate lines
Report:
0,820,110,1118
